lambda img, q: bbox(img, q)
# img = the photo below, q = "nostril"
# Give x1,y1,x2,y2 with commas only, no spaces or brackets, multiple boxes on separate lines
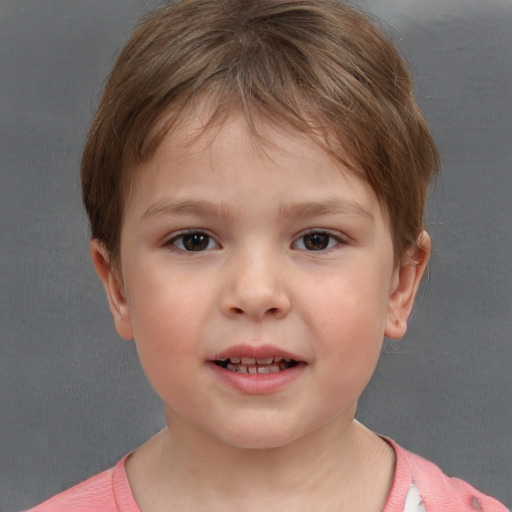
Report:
230,306,280,316
223,289,291,319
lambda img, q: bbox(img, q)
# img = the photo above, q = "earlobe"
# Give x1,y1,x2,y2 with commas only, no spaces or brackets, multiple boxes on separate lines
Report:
90,239,134,341
384,231,431,340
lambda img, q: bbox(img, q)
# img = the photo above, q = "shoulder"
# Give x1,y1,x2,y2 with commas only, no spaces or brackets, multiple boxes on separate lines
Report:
390,439,508,512
25,456,139,512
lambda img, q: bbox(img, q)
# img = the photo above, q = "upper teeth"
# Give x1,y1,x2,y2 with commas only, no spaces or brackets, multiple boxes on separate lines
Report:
219,357,292,364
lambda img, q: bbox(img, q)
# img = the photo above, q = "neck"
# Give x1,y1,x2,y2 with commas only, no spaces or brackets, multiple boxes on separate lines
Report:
126,412,395,512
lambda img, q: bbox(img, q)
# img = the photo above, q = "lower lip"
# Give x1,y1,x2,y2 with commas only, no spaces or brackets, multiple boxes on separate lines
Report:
208,362,306,395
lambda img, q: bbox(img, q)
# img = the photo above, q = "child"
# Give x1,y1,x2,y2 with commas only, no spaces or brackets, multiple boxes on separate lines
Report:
27,0,508,510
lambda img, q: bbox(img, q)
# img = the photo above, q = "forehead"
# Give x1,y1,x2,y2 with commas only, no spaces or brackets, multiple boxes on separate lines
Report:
125,110,387,227
142,99,361,176
136,107,356,185
126,105,392,223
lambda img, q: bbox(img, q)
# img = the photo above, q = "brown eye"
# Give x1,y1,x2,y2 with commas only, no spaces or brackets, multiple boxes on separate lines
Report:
172,232,217,251
182,233,209,251
302,232,332,250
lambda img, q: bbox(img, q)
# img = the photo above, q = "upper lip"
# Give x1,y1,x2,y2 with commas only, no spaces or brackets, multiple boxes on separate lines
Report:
210,343,303,362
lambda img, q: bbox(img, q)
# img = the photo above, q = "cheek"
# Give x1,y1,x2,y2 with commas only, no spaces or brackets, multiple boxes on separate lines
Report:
297,265,389,380
300,264,390,333
125,270,212,380
128,262,208,330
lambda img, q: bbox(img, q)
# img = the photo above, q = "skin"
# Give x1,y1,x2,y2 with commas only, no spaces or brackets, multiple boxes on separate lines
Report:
92,111,430,511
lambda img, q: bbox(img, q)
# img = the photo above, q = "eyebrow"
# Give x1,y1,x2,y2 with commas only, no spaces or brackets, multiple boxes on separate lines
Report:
143,199,232,220
279,198,374,221
142,198,373,221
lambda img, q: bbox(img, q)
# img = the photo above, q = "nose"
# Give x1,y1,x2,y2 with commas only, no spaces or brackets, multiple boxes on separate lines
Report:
220,251,291,321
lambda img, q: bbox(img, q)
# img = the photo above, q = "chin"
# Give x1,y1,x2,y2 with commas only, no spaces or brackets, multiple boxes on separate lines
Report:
212,421,308,451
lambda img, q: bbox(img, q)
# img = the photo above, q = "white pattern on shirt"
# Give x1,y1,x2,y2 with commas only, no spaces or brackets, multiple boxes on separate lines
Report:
402,483,426,512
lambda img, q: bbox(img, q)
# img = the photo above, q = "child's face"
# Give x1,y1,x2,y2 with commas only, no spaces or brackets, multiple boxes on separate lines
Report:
93,110,427,449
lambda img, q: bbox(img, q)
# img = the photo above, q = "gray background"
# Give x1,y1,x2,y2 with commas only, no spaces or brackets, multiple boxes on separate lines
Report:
1,0,510,510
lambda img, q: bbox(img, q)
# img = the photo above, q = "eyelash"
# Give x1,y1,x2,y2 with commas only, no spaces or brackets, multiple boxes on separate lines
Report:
165,230,345,253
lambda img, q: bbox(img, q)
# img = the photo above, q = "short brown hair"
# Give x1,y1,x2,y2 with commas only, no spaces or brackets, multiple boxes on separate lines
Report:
81,0,440,264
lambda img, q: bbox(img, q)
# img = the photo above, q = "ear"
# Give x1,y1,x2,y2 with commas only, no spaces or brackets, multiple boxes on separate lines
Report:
384,231,431,339
90,239,134,341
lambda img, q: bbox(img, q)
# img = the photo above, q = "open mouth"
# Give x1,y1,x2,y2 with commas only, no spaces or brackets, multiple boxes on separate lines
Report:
214,356,299,374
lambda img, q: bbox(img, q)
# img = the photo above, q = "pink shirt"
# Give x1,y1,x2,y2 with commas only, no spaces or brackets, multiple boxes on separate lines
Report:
26,439,508,512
